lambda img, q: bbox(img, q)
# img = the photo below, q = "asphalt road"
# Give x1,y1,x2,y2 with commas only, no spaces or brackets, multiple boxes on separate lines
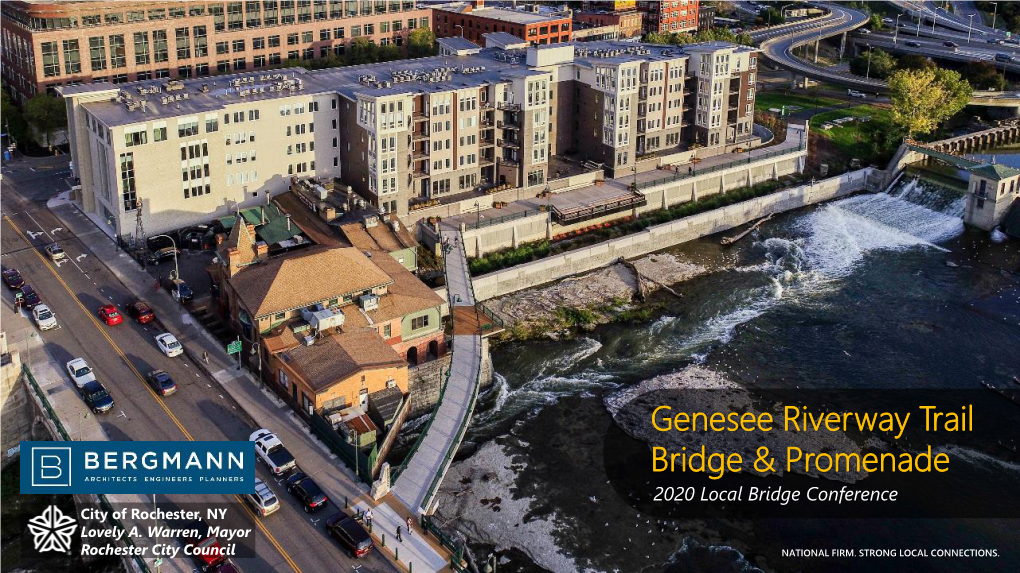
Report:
1,157,395,573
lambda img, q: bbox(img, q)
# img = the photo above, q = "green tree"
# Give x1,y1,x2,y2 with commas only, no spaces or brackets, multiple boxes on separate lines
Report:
1,86,30,148
736,32,754,46
377,43,401,62
848,48,896,80
889,67,972,137
869,13,884,31
757,7,784,26
963,60,1006,90
347,38,377,64
24,93,66,150
407,27,436,58
309,53,345,70
897,54,935,71
644,31,671,44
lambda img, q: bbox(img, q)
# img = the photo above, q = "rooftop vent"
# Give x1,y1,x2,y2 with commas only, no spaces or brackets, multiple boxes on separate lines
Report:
359,294,379,311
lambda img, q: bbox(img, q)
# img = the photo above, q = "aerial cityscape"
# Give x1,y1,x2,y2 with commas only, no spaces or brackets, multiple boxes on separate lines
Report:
1,1,1018,573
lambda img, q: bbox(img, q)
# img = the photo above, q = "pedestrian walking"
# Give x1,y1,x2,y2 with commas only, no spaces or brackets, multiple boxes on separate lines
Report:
365,508,373,527
203,351,209,365
674,165,679,175
396,525,403,542
688,166,693,175
406,516,414,536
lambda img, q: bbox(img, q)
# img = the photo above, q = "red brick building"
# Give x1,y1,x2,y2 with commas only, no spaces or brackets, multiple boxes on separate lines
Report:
573,10,643,40
1,0,432,103
432,1,572,46
637,0,699,34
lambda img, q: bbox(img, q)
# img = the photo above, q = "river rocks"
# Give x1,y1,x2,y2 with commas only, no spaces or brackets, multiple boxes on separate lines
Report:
490,254,709,339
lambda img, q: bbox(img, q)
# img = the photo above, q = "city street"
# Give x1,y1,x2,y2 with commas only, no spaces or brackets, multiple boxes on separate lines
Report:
1,154,397,573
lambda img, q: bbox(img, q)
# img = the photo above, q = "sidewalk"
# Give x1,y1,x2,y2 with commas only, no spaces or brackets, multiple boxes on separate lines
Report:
48,198,456,573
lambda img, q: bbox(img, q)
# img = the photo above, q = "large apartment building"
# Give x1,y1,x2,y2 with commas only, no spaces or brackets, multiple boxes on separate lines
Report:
637,0,699,34
1,0,431,103
59,39,757,242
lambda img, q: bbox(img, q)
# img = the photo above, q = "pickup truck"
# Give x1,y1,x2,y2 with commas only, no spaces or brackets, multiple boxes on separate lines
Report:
249,429,297,476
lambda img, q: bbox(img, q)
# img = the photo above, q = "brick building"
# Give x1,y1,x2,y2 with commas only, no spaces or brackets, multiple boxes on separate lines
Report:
637,0,699,34
573,10,644,40
0,0,432,103
432,1,572,47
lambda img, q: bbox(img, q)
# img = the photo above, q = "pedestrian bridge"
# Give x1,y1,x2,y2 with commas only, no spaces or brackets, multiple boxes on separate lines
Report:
391,229,495,514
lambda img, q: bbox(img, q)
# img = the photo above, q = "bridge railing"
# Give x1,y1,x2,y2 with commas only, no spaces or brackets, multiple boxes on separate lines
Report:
636,139,807,191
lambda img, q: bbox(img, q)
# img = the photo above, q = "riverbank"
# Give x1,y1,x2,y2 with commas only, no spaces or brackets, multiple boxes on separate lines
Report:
488,253,711,340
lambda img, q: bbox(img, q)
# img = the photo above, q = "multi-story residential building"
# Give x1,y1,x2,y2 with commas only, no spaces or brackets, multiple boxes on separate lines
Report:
0,0,431,103
432,1,572,46
637,0,699,34
59,39,757,241
697,3,717,32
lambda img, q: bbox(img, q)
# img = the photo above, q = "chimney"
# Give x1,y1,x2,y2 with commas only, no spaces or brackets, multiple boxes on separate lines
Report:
260,206,266,224
285,214,292,231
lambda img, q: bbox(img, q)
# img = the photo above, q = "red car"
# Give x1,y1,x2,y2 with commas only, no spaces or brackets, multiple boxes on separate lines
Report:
98,304,123,326
126,301,156,324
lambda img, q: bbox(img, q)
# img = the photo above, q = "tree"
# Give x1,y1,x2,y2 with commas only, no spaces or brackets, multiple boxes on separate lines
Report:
869,13,884,31
757,7,784,26
24,93,66,151
1,86,30,148
347,38,377,65
644,31,671,44
963,60,1007,90
889,67,972,137
407,27,436,58
735,32,754,46
377,43,401,62
848,48,896,80
897,54,935,71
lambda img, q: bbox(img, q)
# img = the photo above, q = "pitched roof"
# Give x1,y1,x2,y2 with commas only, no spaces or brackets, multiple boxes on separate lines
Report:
278,329,405,393
340,217,418,253
969,163,1020,181
229,246,393,318
217,216,261,269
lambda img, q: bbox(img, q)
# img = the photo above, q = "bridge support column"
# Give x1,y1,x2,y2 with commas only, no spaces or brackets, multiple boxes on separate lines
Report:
511,226,519,249
720,174,726,194
661,186,669,210
691,182,699,203
546,217,553,240
814,40,820,63
773,162,779,181
747,167,754,187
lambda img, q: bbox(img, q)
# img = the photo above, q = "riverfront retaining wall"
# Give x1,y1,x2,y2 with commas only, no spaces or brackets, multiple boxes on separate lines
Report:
471,168,876,301
407,337,493,419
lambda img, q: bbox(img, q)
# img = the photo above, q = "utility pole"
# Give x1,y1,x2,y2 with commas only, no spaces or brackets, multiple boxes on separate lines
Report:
968,14,975,43
894,14,903,43
992,2,999,31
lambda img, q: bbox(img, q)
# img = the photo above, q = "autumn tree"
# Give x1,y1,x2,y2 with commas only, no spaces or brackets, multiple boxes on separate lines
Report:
407,27,436,58
889,67,972,137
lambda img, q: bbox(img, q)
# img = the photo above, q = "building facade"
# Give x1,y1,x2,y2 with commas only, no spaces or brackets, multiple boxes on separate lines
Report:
432,2,572,47
637,0,699,34
59,39,757,240
573,10,644,40
1,0,431,103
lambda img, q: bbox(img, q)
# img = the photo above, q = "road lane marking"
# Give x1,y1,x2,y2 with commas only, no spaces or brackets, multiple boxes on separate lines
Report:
4,213,306,573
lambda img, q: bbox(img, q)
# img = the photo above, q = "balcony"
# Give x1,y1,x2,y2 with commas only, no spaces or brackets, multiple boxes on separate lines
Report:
480,137,495,147
481,100,494,110
501,157,519,167
412,131,430,142
497,102,521,111
480,156,494,167
411,169,430,179
480,117,494,127
498,139,520,149
413,113,429,123
411,149,428,160
497,120,518,131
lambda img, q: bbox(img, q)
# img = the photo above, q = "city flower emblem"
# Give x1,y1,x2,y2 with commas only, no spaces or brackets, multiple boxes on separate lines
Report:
28,505,78,553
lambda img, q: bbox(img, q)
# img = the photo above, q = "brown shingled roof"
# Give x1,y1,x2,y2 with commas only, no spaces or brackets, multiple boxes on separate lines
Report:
218,216,261,269
229,246,393,318
278,328,405,393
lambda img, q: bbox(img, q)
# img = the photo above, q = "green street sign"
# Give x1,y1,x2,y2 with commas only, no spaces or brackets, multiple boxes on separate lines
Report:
227,340,242,355
154,558,163,567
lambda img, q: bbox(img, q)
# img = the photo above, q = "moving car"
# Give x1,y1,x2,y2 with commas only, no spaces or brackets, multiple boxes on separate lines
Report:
2,268,25,290
996,52,1015,62
905,40,922,48
244,478,281,517
180,520,228,572
16,285,41,310
79,380,114,414
126,301,156,324
847,89,867,99
988,38,1002,44
45,244,67,261
285,472,329,513
146,247,181,265
97,304,123,325
33,304,57,330
154,332,183,357
943,41,958,50
249,429,297,475
66,357,97,388
325,512,373,558
146,369,178,396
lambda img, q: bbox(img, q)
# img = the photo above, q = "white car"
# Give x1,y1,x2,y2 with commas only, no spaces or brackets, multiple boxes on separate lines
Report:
847,90,867,99
66,357,96,388
249,429,297,476
32,304,57,330
154,333,183,357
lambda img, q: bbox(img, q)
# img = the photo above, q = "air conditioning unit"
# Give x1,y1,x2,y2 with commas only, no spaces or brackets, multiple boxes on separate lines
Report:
359,294,379,311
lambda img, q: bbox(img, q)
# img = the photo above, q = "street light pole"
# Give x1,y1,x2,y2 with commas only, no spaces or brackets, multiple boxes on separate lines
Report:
865,45,873,80
895,14,903,43
933,8,939,34
992,2,999,31
968,14,975,43
150,234,179,283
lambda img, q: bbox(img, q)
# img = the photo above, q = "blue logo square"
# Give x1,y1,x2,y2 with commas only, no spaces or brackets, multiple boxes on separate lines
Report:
30,446,71,488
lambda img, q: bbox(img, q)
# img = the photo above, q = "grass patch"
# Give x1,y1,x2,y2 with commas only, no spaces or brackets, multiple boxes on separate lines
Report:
809,104,898,166
755,91,842,113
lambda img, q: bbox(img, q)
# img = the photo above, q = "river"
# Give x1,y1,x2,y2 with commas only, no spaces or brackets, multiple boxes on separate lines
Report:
426,174,1020,573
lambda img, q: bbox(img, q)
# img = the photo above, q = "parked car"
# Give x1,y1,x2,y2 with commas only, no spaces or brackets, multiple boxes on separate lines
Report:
249,429,297,476
161,276,194,303
126,301,156,324
146,369,178,396
180,520,228,572
66,357,97,388
97,304,123,325
45,244,67,261
79,380,114,414
16,285,41,310
33,304,58,330
325,512,373,558
847,89,867,99
285,472,329,513
905,40,922,48
244,478,281,517
2,267,25,290
147,247,181,265
155,332,183,357
943,41,959,50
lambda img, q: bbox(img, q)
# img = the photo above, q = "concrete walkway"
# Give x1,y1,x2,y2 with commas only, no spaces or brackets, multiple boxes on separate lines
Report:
391,231,483,515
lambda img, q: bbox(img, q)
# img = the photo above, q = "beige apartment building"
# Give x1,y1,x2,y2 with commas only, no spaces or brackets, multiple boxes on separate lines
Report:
59,39,757,242
1,1,431,103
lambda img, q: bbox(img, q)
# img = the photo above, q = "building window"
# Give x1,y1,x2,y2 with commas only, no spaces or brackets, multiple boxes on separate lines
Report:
216,41,229,55
119,153,137,211
41,42,60,77
62,40,81,75
89,37,107,71
383,324,392,338
134,32,150,65
124,130,147,147
175,27,191,59
153,126,167,141
153,30,169,62
411,315,429,330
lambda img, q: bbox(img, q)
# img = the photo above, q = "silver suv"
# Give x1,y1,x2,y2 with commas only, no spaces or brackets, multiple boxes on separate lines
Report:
245,478,280,517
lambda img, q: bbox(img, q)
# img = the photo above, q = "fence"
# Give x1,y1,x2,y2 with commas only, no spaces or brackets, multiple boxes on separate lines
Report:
463,207,542,231
421,514,468,572
636,138,807,190
309,410,378,483
390,365,450,483
22,366,153,573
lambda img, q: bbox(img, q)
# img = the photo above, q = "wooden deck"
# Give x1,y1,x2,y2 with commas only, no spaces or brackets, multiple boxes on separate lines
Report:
452,306,504,337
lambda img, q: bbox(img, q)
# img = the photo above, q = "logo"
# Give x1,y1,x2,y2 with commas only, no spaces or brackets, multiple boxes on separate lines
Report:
30,446,71,487
27,505,78,553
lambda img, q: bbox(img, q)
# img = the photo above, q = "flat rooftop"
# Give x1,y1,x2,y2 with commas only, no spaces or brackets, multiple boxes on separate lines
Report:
435,3,571,24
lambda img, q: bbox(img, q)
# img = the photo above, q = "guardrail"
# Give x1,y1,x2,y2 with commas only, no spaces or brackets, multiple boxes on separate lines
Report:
636,140,807,190
22,366,153,573
421,514,468,571
390,364,449,484
462,207,543,231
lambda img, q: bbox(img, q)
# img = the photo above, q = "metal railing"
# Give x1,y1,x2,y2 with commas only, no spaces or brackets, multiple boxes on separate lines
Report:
421,515,468,571
479,302,505,329
463,207,542,231
636,139,807,190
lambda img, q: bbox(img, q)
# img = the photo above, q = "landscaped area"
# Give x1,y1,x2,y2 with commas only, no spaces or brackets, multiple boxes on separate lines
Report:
808,103,898,169
755,91,843,114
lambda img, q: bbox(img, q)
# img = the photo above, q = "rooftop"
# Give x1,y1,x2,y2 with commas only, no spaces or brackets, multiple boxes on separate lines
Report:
437,36,483,54
340,216,418,254
969,162,1020,181
435,3,572,24
277,328,405,393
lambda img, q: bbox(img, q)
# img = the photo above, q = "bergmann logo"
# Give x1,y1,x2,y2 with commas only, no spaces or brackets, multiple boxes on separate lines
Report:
31,446,72,487
27,505,78,553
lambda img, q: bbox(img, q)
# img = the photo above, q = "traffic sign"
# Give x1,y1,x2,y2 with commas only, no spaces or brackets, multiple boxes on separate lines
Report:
227,340,242,355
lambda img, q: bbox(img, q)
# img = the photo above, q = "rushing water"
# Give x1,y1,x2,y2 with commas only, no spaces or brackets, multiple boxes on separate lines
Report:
441,174,1020,573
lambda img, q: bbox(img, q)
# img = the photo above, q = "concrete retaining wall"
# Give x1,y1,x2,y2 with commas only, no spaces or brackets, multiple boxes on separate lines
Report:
472,168,875,301
407,338,493,418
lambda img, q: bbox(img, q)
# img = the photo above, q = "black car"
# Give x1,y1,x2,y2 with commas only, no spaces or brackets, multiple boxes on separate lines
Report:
79,380,115,413
146,370,178,396
285,472,329,512
147,247,181,265
943,41,958,50
160,276,194,303
905,41,921,48
2,268,24,290
325,512,373,558
17,285,41,310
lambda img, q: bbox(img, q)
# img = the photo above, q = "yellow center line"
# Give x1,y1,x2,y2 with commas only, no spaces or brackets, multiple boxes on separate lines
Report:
4,215,304,573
